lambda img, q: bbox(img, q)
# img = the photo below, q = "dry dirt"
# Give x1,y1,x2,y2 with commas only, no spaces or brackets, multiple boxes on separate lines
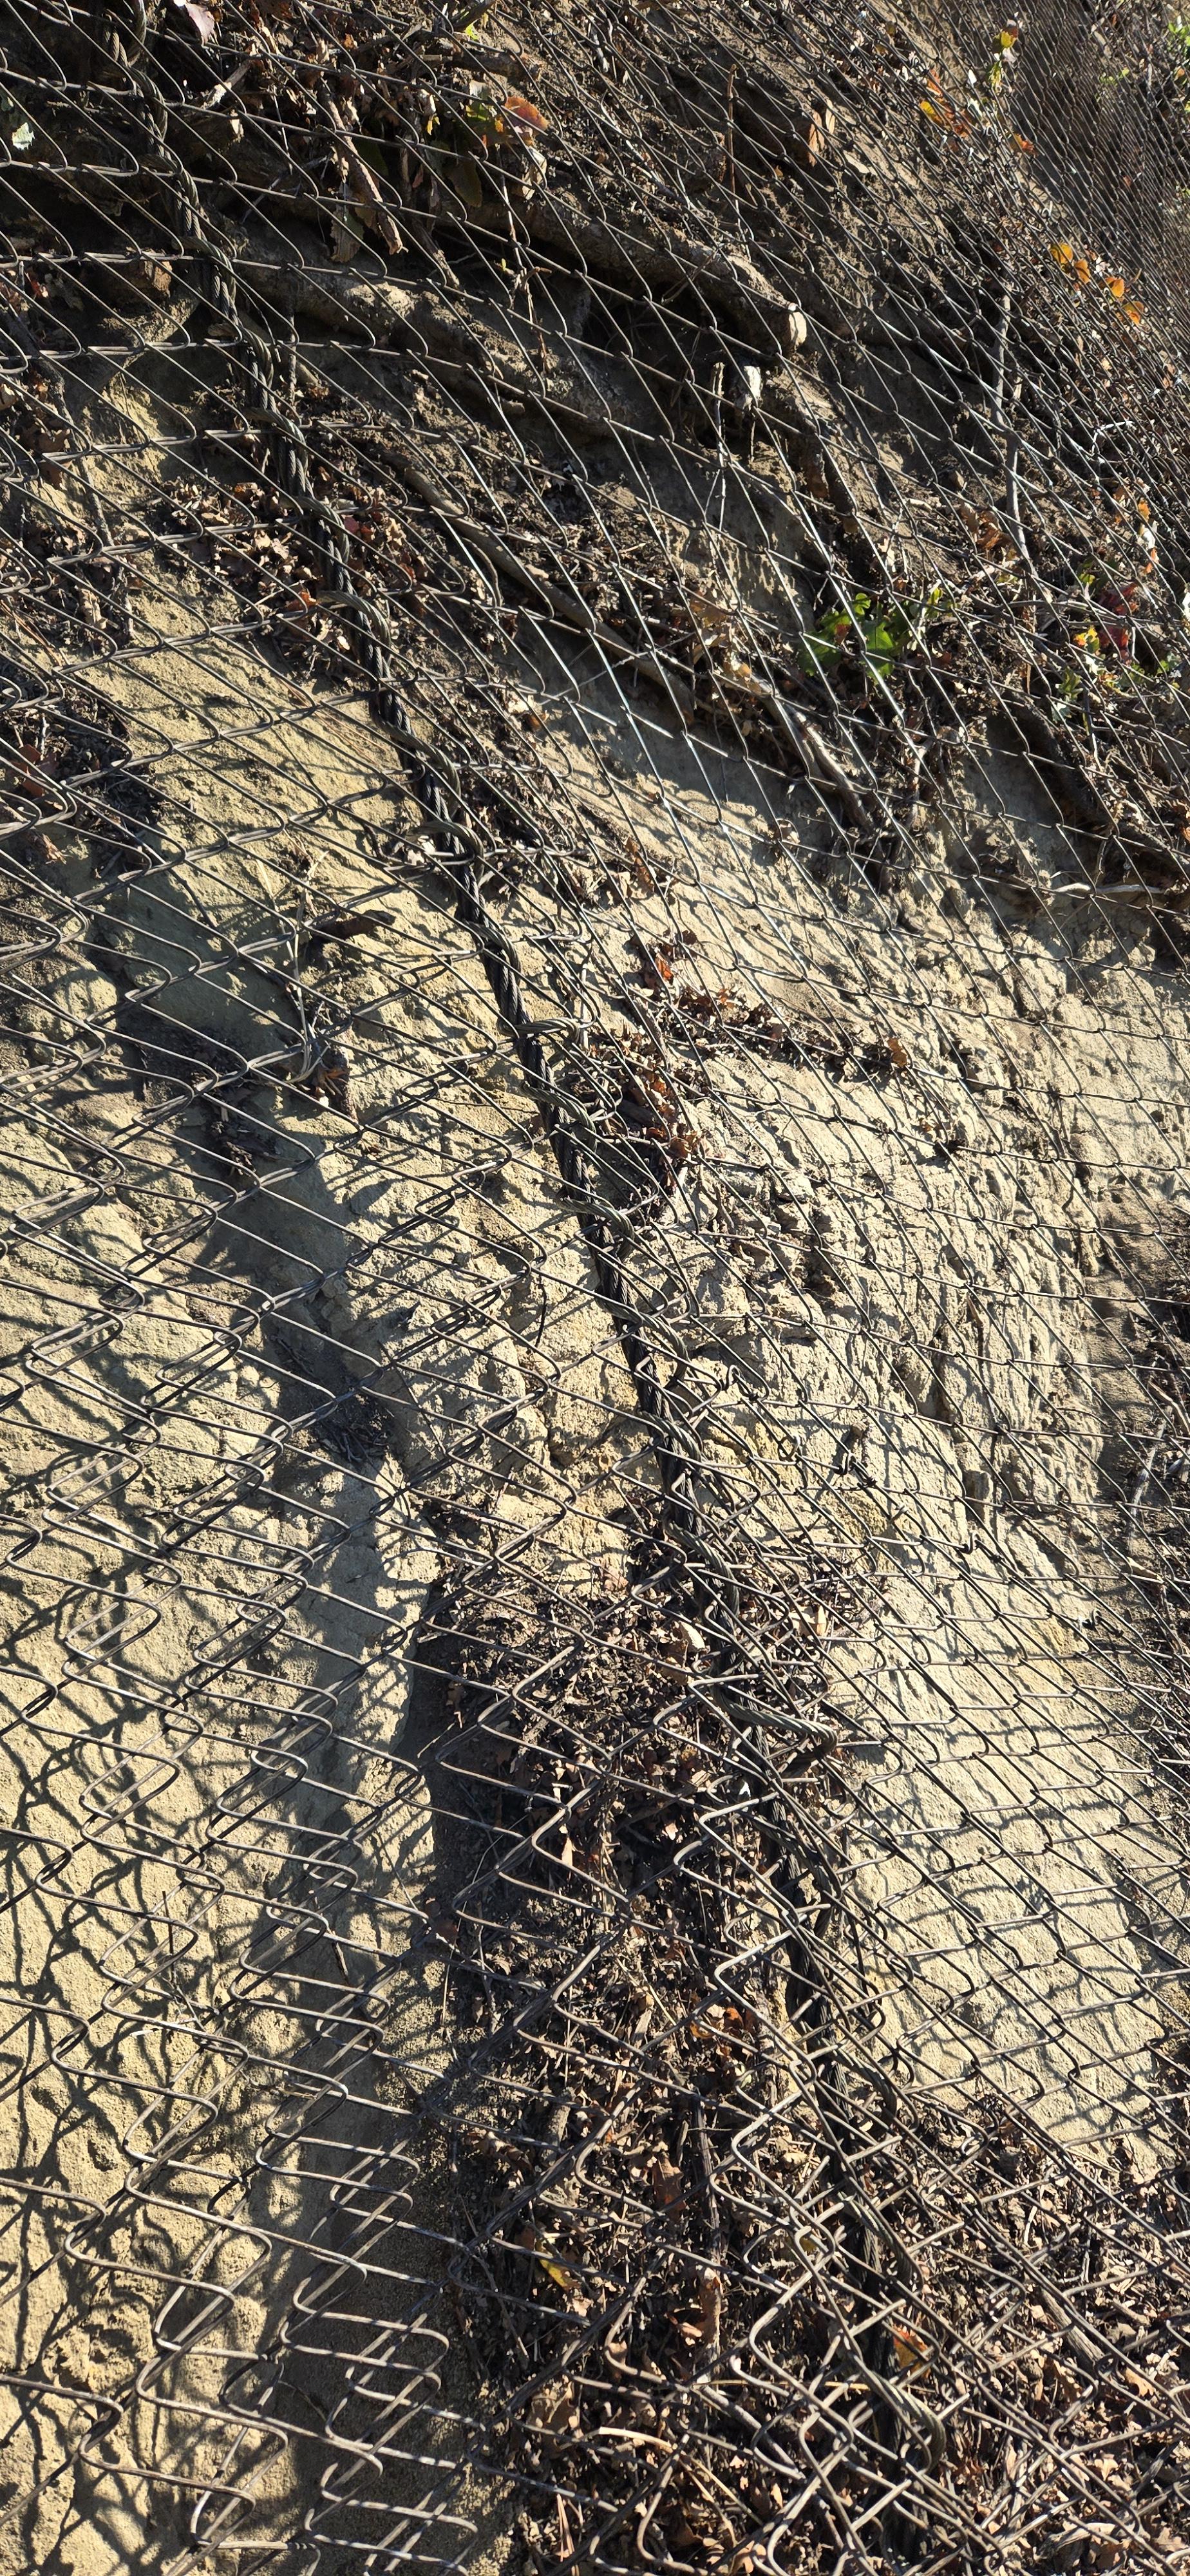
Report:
3,0,1190,2566
5,498,1189,2569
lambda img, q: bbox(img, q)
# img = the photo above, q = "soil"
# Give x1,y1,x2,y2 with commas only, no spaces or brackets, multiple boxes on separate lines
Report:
2,0,1190,2566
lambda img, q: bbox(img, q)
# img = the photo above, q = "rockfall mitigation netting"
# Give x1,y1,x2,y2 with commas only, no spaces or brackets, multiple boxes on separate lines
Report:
3,0,1190,2569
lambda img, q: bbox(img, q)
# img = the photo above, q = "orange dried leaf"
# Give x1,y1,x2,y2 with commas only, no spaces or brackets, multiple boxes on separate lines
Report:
504,90,549,130
919,72,964,131
892,2323,931,2374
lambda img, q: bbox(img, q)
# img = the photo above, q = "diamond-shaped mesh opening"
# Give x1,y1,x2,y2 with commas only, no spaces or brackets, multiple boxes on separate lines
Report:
1,0,1189,2568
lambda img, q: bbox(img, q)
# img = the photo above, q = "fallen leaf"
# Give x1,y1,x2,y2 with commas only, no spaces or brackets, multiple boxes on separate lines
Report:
538,2253,581,2292
173,0,216,35
329,208,367,263
650,2153,684,2208
504,90,549,132
891,2322,931,2374
795,2224,831,2265
526,2379,579,2438
449,151,484,211
918,71,969,135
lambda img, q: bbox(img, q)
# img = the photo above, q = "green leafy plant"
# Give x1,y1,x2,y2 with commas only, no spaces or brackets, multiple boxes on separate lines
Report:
799,585,947,686
800,590,905,680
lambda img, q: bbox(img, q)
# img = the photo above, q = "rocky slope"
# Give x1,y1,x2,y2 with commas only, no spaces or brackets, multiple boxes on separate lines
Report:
2,0,1190,2567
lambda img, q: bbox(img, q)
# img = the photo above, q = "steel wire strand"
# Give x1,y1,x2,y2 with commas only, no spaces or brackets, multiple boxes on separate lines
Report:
22,24,903,2544
3,0,1190,2570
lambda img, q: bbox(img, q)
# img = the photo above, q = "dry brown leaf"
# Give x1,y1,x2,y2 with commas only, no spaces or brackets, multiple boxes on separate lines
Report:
650,2152,684,2208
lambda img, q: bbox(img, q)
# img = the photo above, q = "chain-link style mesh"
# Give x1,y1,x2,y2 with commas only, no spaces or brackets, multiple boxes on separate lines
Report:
1,0,1190,2568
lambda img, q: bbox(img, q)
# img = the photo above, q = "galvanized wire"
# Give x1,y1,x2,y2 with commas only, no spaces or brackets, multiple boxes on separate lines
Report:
1,0,1189,2570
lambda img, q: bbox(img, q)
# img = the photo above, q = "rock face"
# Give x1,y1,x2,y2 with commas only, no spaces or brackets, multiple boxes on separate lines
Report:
2,0,1190,2566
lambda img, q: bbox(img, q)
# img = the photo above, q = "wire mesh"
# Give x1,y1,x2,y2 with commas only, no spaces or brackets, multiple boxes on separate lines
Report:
1,0,1190,2568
